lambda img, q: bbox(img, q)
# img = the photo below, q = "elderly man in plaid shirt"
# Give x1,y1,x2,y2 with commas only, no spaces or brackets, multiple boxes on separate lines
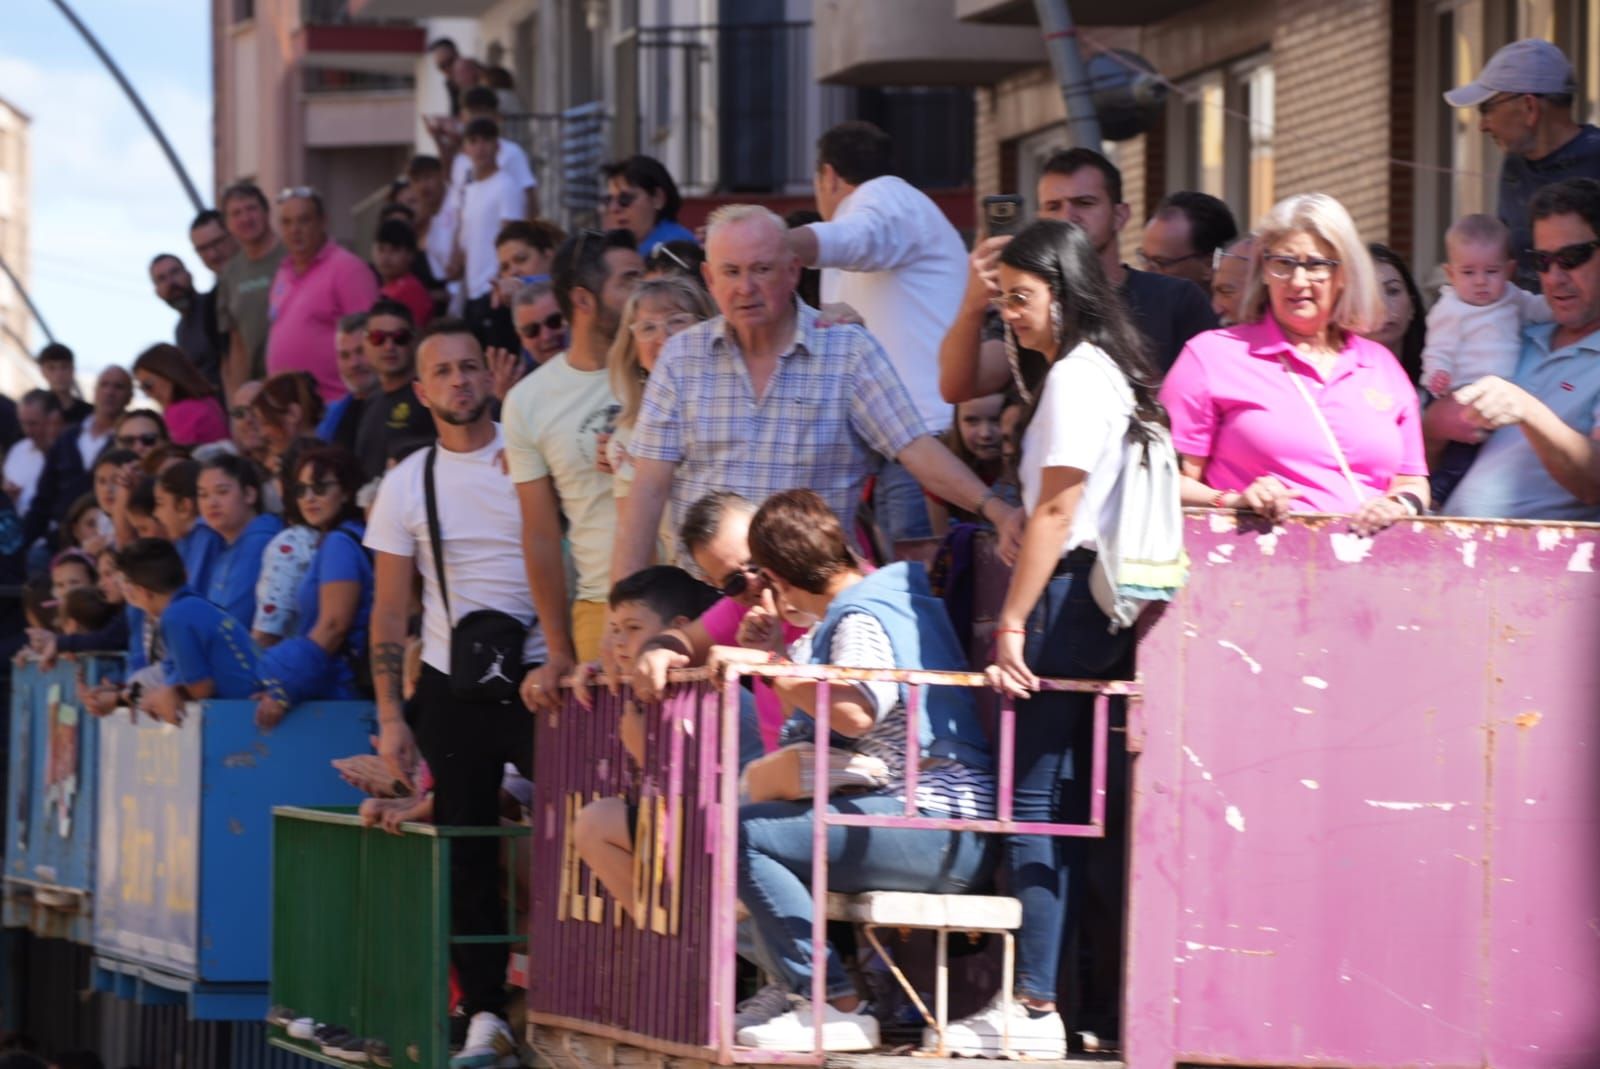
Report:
612,203,1018,580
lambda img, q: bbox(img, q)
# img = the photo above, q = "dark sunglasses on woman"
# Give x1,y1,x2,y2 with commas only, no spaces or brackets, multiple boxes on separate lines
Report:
519,312,566,340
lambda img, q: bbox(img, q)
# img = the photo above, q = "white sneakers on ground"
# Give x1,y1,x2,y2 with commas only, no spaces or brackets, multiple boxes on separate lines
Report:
934,993,1066,1059
450,1011,520,1068
735,997,880,1052
733,983,795,1032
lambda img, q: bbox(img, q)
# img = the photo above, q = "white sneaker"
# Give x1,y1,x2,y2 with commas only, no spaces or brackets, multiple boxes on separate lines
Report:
287,1017,317,1041
733,983,794,1031
450,1012,519,1068
935,994,1065,1059
737,999,880,1052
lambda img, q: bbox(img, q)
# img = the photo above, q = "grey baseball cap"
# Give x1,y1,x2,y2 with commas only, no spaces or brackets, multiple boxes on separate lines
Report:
1444,39,1576,107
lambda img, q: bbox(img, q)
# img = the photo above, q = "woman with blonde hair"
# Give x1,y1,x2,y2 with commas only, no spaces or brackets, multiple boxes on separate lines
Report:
1159,192,1430,534
603,275,714,498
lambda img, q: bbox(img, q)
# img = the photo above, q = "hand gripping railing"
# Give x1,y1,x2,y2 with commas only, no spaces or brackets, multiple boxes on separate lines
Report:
709,663,1140,1064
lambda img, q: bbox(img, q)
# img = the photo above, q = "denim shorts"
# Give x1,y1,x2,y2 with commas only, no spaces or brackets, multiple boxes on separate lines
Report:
873,459,936,542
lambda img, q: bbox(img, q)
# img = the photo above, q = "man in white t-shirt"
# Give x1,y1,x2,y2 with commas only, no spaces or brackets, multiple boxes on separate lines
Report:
449,86,539,220
507,229,644,707
787,120,968,559
3,390,64,516
366,318,542,1063
456,117,528,352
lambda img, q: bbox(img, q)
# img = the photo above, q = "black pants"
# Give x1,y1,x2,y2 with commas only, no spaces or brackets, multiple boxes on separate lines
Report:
411,663,535,1018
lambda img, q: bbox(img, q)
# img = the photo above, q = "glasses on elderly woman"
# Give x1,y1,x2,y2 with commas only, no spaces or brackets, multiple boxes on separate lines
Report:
628,313,701,344
1262,255,1340,283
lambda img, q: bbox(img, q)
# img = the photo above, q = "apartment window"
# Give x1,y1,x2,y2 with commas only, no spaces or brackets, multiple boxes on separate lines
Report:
1163,54,1274,230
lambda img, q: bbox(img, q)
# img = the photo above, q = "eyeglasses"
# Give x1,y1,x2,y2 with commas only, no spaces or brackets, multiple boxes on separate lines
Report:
1476,92,1524,116
117,433,160,449
276,185,319,204
1262,255,1340,282
365,328,413,347
1135,249,1207,272
719,561,760,599
599,190,638,211
518,312,566,340
1527,239,1600,274
294,479,338,500
989,291,1035,311
628,313,701,343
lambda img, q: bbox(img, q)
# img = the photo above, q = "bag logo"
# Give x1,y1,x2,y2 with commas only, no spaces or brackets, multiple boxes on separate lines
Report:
477,649,512,686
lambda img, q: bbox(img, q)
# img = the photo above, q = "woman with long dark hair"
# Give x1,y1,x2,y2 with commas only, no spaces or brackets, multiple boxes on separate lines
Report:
1365,242,1427,386
945,219,1162,1058
132,343,228,446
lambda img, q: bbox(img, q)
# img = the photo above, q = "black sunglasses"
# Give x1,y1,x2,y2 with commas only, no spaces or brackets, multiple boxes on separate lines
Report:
518,312,565,340
600,191,638,210
1527,239,1600,275
117,433,160,448
294,479,338,499
720,562,760,599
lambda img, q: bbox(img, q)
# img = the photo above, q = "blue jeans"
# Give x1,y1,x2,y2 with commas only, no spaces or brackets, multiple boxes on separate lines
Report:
738,792,997,999
873,460,936,543
1008,564,1133,1003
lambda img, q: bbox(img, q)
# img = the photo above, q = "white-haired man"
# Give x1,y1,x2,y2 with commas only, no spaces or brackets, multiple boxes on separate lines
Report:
612,203,1017,581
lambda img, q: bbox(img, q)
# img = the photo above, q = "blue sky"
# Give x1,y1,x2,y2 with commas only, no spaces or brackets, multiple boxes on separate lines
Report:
3,0,212,378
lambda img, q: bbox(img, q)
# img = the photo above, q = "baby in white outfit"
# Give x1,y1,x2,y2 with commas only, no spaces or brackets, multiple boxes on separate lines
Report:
1421,213,1551,398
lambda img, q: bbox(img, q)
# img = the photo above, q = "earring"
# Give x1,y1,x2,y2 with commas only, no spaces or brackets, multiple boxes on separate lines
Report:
1004,323,1033,407
1050,301,1064,346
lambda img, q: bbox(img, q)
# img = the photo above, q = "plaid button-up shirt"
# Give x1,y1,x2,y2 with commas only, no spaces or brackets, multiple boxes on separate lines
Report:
629,301,930,557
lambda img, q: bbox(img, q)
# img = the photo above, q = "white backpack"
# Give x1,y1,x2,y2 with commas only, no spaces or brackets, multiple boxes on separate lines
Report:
1084,360,1190,632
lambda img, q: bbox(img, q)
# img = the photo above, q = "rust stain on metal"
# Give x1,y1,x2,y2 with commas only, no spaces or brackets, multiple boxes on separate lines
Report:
1512,710,1542,729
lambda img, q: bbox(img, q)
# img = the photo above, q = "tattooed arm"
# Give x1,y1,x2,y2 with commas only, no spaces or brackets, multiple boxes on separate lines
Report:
371,550,419,790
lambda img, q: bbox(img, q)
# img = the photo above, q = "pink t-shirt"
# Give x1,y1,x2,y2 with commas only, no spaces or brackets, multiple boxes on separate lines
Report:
163,397,228,447
267,241,381,404
700,596,807,752
1159,317,1427,514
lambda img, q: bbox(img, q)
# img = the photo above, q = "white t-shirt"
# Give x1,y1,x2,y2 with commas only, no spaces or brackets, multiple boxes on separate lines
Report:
459,169,525,300
77,422,110,469
503,355,619,602
1019,341,1133,555
364,425,545,674
813,175,969,432
1420,283,1553,393
3,439,45,514
449,139,537,193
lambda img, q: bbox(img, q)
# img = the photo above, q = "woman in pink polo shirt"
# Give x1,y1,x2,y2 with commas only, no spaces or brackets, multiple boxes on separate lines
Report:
1160,193,1430,533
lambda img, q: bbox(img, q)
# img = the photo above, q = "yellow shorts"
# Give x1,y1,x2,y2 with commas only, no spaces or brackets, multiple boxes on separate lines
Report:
572,599,608,663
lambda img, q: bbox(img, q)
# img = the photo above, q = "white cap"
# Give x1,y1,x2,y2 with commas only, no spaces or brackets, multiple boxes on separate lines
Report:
1444,39,1576,108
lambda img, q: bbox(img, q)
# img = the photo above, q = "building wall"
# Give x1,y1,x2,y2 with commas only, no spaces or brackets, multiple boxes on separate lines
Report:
0,98,37,397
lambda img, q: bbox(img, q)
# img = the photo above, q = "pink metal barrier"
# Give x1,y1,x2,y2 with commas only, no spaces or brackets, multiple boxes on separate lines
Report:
527,665,1132,1064
1125,513,1600,1069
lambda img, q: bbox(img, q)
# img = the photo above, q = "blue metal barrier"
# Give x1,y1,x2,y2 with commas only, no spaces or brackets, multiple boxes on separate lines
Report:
4,657,119,943
90,697,373,1020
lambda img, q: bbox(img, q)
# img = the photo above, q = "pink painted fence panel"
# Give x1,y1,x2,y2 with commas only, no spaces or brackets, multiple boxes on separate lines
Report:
1127,514,1600,1069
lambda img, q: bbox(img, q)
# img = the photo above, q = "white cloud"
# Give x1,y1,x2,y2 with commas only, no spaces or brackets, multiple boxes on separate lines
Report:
0,51,213,376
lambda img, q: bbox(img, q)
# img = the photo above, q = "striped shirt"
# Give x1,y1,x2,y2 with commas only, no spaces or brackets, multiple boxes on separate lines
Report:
788,612,995,820
628,301,929,561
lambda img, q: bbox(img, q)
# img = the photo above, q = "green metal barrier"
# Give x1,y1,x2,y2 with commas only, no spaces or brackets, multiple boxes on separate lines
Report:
268,806,528,1067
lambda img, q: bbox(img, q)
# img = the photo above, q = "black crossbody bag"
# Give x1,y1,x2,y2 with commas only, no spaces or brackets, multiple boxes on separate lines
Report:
423,446,527,703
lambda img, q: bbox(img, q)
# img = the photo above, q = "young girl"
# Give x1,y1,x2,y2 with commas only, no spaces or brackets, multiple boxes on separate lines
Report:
49,548,96,605
154,460,222,593
943,220,1162,1058
198,454,283,627
132,343,228,446
93,447,141,548
60,495,108,557
928,392,1009,529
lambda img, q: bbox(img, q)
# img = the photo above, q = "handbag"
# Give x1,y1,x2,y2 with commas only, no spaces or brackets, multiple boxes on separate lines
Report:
739,743,892,803
423,446,528,703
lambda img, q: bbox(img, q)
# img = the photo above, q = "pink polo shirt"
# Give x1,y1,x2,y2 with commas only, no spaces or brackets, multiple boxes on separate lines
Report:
266,241,381,404
1159,317,1426,514
701,596,807,753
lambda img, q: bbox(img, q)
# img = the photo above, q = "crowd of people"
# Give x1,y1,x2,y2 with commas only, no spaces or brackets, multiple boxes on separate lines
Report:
4,32,1600,1069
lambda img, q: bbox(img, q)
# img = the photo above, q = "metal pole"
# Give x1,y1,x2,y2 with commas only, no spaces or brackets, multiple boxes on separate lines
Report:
0,252,54,344
46,0,206,212
1033,0,1102,148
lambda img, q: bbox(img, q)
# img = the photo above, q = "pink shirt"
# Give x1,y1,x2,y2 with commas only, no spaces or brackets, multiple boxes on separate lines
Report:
1160,317,1426,514
267,241,381,404
164,397,228,447
701,596,807,752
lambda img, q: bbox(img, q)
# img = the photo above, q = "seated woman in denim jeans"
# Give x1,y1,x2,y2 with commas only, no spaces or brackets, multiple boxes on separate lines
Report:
723,489,997,1054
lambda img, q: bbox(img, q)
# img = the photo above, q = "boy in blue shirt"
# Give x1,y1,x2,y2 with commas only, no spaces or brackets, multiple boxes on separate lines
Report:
115,537,259,724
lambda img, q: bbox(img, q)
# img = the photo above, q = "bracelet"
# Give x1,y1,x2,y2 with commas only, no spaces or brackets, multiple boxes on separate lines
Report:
1211,489,1234,509
1389,491,1424,516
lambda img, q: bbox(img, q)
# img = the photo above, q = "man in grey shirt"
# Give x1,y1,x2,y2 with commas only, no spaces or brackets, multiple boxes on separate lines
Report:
216,181,286,395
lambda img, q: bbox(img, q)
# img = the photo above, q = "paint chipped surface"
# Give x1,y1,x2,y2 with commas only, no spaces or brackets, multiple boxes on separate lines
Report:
1208,511,1235,533
1568,543,1595,572
1514,710,1543,729
1330,532,1373,563
1537,527,1566,551
1255,529,1282,555
1364,800,1458,812
1224,805,1246,832
1207,543,1236,565
1300,779,1320,790
1292,706,1316,716
1217,639,1262,674
1302,676,1329,690
1459,541,1478,568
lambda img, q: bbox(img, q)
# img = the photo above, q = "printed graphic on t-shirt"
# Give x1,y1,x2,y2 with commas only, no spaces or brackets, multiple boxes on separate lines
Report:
576,402,622,466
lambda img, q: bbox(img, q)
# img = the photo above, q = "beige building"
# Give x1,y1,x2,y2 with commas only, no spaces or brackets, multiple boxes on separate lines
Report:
211,0,425,245
818,0,1600,287
0,96,37,400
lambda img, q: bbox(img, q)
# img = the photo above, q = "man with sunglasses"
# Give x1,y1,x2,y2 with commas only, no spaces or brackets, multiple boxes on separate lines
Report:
509,230,644,706
354,300,435,482
1431,178,1600,521
317,312,381,454
1446,38,1600,292
510,281,567,368
265,187,380,406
